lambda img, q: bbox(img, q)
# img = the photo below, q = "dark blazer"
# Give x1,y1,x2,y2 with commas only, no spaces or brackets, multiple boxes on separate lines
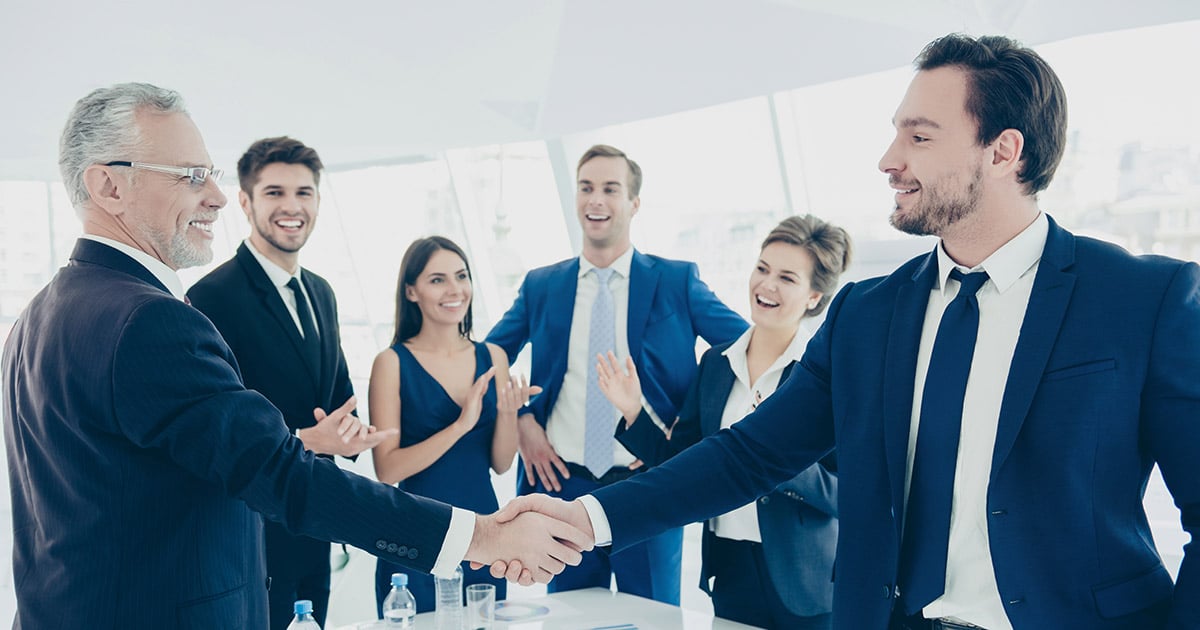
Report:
2,239,453,629
486,250,748,432
615,342,837,617
594,218,1199,629
187,242,355,580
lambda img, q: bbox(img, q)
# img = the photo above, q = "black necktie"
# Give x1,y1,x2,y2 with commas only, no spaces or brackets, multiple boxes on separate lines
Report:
286,277,321,369
899,268,990,614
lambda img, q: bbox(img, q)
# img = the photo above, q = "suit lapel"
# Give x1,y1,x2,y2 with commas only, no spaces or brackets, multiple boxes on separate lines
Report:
701,352,736,436
545,260,580,394
883,251,938,533
991,218,1076,480
235,244,321,387
627,250,659,360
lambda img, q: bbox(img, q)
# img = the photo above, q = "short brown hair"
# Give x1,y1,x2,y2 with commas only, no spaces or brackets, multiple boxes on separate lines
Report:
577,144,642,198
237,136,324,196
915,34,1067,195
762,215,852,318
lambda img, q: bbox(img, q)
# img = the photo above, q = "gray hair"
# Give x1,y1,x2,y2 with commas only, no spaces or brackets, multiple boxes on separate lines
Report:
59,83,187,208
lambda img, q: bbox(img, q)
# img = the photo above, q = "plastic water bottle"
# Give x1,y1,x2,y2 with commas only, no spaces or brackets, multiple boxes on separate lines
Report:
434,564,464,630
382,572,417,628
286,599,322,630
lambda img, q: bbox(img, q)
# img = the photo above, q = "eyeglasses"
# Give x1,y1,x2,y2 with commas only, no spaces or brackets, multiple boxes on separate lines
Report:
104,161,223,186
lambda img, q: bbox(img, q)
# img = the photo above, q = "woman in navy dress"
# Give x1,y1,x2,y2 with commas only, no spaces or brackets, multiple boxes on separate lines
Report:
369,236,536,614
597,215,851,630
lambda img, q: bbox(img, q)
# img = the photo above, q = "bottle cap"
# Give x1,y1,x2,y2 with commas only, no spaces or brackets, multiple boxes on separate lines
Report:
294,599,313,615
392,573,409,587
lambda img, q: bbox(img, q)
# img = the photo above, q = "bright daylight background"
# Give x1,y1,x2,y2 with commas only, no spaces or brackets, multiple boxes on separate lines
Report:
2,21,1198,627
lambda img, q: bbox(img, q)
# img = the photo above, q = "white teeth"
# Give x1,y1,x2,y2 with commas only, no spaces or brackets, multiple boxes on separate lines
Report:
442,301,463,308
586,214,609,221
756,295,779,307
276,219,302,228
190,221,213,232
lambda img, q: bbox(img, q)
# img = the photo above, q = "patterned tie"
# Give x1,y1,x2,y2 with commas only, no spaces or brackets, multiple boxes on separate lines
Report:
584,267,617,478
287,277,321,369
899,268,990,615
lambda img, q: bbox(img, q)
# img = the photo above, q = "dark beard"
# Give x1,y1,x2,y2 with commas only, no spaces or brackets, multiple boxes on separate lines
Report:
889,168,982,237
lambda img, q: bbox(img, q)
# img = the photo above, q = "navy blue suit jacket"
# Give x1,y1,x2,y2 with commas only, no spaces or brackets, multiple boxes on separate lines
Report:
616,343,837,616
188,243,356,580
486,250,747,434
2,240,452,628
594,219,1200,629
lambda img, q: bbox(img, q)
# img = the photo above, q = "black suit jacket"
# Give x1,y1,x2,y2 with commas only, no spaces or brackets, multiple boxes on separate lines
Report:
2,239,452,628
188,243,355,579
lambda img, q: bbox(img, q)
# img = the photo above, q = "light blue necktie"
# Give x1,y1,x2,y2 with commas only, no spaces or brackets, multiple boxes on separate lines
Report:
584,267,616,478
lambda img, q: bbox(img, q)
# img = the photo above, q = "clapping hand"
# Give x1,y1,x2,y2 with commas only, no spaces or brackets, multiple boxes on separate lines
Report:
595,351,645,425
302,396,397,457
497,373,542,418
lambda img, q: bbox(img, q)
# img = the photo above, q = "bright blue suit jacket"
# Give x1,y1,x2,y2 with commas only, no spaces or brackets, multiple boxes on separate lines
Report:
616,345,838,616
486,249,748,435
594,218,1200,629
2,240,453,628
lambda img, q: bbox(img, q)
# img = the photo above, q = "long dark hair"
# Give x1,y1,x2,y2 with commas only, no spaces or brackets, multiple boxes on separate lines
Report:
391,236,474,346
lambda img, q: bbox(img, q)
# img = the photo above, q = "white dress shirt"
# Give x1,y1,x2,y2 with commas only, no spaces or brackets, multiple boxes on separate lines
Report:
244,239,317,338
546,246,664,469
906,213,1047,629
711,324,813,542
83,235,471,577
582,214,1050,624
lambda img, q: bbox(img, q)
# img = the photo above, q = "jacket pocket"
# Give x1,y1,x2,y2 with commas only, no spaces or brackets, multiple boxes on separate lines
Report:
1091,563,1172,619
1041,358,1115,383
176,582,248,628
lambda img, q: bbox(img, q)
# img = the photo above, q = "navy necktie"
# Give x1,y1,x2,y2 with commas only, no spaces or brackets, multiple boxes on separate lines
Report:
287,277,321,369
899,268,990,615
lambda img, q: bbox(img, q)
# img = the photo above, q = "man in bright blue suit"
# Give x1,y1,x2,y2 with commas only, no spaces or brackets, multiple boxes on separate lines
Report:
486,144,747,604
497,35,1200,629
1,83,589,629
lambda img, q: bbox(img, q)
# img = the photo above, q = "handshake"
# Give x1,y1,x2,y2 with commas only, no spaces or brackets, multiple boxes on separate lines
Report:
463,495,596,586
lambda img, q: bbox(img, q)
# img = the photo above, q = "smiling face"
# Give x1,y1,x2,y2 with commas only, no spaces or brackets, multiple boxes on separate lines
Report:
405,248,472,329
879,66,989,237
116,110,226,269
576,156,640,251
240,162,319,270
749,241,822,331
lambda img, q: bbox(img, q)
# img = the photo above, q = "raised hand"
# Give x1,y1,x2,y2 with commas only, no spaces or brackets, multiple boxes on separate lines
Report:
517,415,570,492
497,373,542,419
464,506,594,586
301,396,398,457
595,351,644,424
454,366,497,434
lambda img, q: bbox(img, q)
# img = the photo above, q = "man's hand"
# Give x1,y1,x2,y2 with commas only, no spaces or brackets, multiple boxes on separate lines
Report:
299,396,397,457
473,494,596,582
517,414,570,492
464,507,594,586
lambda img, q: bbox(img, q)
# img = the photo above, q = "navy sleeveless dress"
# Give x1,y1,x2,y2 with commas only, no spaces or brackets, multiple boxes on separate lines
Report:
374,341,507,615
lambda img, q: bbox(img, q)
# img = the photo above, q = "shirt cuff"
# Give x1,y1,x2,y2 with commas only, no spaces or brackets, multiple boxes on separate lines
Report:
640,396,667,432
430,507,475,577
577,495,613,547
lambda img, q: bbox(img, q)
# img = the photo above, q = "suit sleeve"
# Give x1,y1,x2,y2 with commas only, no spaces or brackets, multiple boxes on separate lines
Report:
773,453,838,518
615,348,709,467
1141,262,1200,628
111,298,453,573
486,278,547,421
684,262,749,346
594,284,848,551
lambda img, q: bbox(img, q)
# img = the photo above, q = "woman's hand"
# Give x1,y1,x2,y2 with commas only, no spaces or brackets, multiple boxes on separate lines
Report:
595,351,645,425
455,366,497,433
497,373,543,419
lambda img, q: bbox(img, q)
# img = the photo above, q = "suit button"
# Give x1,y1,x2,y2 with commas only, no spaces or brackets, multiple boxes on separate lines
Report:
759,497,770,504
376,540,388,551
883,584,892,599
409,549,419,560
387,543,398,553
397,545,408,556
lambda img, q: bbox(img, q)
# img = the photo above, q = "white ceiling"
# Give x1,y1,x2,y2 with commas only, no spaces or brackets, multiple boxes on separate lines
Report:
3,0,1199,180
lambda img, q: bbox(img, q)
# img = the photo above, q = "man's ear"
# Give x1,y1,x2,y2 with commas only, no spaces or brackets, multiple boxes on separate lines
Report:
630,195,640,217
82,164,127,215
989,128,1025,180
239,189,253,219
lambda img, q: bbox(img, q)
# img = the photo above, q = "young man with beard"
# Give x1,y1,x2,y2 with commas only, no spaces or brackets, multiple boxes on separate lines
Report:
186,136,388,629
496,35,1200,629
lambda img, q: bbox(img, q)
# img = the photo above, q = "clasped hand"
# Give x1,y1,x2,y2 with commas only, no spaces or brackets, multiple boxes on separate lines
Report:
466,495,596,586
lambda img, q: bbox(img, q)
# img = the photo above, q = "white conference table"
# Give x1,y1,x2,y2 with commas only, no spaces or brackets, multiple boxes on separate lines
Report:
336,587,758,629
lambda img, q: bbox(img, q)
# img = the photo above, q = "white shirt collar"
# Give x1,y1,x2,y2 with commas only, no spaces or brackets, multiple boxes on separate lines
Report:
244,238,302,288
722,323,813,383
81,234,186,300
578,245,635,279
935,212,1048,296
